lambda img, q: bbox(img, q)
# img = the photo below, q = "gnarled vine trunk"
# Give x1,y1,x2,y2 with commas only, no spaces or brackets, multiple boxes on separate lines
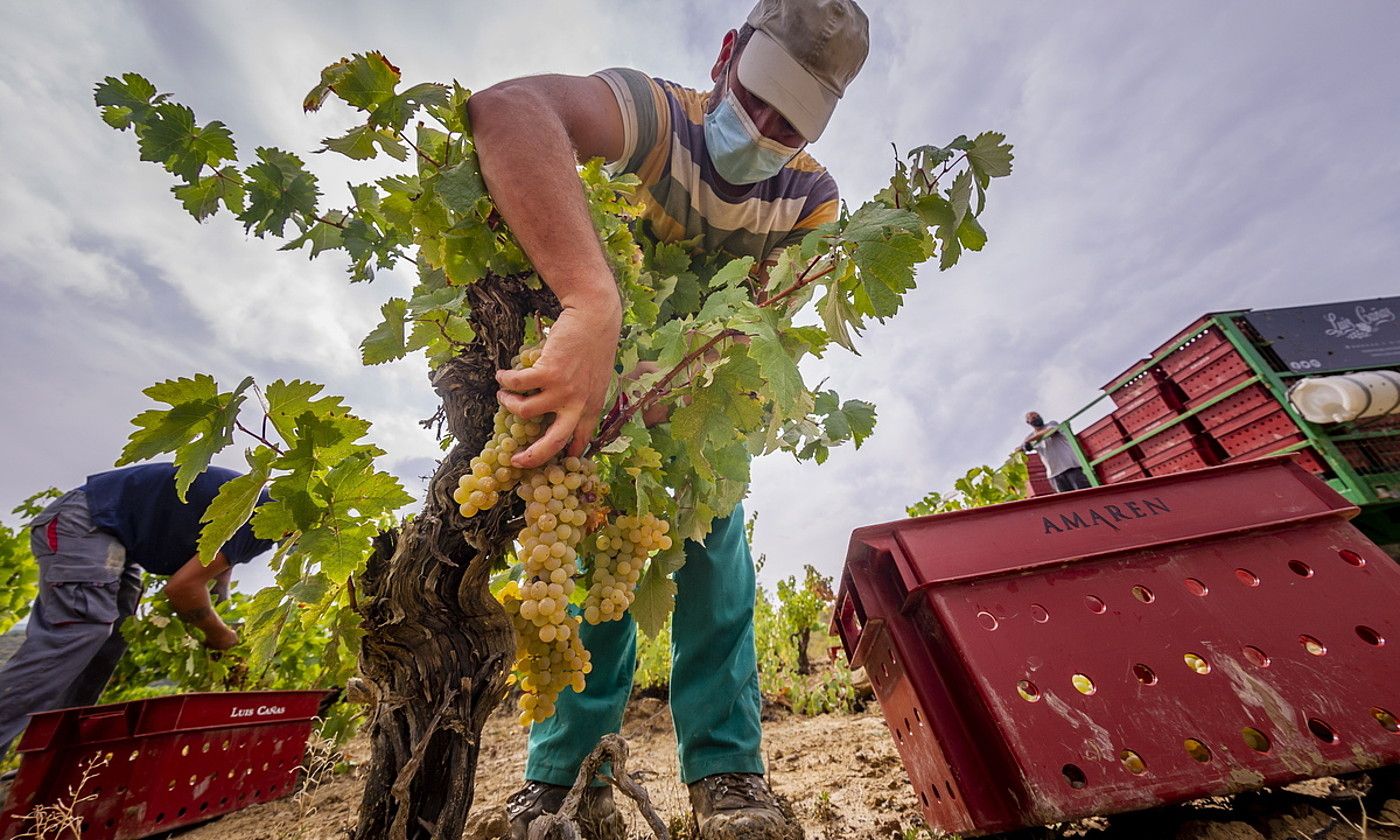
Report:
352,275,559,840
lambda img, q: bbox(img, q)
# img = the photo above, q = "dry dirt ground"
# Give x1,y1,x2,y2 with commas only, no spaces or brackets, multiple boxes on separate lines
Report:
163,698,1400,840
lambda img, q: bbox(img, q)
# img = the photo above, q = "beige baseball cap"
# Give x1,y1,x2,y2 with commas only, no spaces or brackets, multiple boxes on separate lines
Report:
737,0,870,142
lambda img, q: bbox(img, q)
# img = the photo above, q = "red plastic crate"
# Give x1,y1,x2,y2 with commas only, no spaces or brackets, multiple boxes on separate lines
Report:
1095,452,1146,485
832,459,1400,836
1172,347,1253,403
1211,406,1303,458
1195,383,1280,431
1114,389,1184,437
1026,453,1054,497
1103,363,1167,409
1222,437,1328,476
1078,415,1129,459
1142,436,1218,476
1159,325,1232,377
0,691,326,840
1135,423,1196,460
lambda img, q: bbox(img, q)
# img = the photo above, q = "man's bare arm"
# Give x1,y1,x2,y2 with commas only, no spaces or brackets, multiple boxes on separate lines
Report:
166,553,239,650
467,74,628,468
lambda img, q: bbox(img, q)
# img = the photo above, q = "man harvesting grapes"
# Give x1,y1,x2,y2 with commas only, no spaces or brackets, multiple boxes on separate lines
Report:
467,0,869,836
0,463,274,758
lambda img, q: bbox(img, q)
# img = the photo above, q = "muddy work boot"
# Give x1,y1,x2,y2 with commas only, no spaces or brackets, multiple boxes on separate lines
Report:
688,773,804,839
506,780,626,840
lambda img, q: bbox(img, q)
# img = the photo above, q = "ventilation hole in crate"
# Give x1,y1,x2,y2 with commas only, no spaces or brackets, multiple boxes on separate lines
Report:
1184,578,1209,597
1062,764,1088,789
116,785,126,794
914,707,923,724
1307,718,1339,743
1030,603,1050,623
1301,635,1327,656
1131,585,1154,604
156,813,166,824
904,718,912,734
1184,653,1211,675
81,820,90,833
227,769,235,779
262,761,270,771
1072,674,1096,695
1184,739,1212,763
1356,626,1385,647
190,774,199,786
881,661,889,679
181,745,190,757
932,783,942,801
1119,750,1147,774
106,819,116,829
254,788,263,800
222,739,230,750
1085,596,1106,614
895,727,904,743
178,807,188,818
1234,568,1260,587
977,611,999,631
129,749,139,762
921,791,929,807
200,801,209,813
168,780,176,791
1017,680,1041,702
1288,560,1313,578
946,781,956,800
202,742,211,753
1340,549,1365,567
220,796,229,807
1372,708,1399,733
1243,646,1271,667
1241,727,1271,752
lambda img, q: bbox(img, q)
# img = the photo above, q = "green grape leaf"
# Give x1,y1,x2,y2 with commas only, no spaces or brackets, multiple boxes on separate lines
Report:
281,213,345,258
119,375,254,500
331,52,400,113
373,82,450,133
321,453,413,521
298,520,377,584
321,124,408,161
957,211,988,251
262,379,348,444
852,232,926,319
137,103,236,181
239,147,320,237
361,298,410,365
435,154,488,214
94,73,164,130
630,549,681,637
735,307,804,419
966,130,1015,179
172,166,246,220
197,448,274,565
841,399,878,447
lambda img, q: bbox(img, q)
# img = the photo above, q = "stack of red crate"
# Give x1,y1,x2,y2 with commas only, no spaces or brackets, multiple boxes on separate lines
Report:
1100,360,1207,479
1157,320,1325,475
1025,452,1054,497
1075,414,1142,484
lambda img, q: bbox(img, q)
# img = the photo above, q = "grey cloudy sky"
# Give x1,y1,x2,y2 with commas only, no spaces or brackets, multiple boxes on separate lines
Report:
1,2,1397,594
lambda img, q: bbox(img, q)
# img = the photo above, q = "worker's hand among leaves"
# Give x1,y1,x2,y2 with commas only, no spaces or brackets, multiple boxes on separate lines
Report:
496,299,622,468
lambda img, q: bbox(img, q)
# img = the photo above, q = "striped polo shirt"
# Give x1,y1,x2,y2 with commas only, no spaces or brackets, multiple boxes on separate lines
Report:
595,68,839,263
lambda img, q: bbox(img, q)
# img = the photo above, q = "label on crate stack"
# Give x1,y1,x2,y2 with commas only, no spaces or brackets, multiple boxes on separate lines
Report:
1246,296,1400,373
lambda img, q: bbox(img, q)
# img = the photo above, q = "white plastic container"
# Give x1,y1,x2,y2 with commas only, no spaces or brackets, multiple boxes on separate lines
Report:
1288,370,1400,423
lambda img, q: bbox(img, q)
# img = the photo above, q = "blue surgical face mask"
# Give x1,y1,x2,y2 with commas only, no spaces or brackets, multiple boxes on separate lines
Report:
703,87,804,185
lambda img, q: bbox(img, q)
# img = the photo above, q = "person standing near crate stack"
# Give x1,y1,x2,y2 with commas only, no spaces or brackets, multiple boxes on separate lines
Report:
0,462,274,758
1022,412,1092,492
465,0,869,836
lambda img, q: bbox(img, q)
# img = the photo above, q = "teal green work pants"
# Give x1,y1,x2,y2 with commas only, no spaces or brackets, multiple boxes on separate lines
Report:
526,503,764,786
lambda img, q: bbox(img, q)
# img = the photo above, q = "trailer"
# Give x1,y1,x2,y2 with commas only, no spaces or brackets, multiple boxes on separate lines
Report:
1033,296,1400,549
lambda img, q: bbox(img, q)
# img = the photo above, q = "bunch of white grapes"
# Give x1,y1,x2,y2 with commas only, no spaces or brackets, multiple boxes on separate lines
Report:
502,456,602,724
452,344,544,519
582,514,672,625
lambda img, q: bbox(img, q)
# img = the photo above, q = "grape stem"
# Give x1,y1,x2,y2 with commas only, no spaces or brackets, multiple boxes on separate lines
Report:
589,328,744,453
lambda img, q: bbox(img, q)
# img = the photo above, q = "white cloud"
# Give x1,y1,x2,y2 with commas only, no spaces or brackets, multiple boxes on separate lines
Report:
2,1,1398,595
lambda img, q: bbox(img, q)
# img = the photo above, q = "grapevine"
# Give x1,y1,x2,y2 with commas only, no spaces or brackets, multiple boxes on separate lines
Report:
94,50,1014,836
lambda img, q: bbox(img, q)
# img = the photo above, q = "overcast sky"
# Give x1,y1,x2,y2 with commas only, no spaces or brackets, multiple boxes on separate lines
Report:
1,2,1397,595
